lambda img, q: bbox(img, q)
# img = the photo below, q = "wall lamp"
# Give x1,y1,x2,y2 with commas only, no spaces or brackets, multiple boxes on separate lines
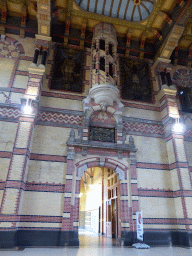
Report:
173,118,184,133
23,98,33,115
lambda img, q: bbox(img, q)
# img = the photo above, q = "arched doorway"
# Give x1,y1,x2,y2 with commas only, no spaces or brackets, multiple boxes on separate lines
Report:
61,156,136,246
79,167,121,244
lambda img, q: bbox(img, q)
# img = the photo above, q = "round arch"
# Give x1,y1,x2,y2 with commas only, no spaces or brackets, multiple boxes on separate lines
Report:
76,157,127,180
61,156,132,246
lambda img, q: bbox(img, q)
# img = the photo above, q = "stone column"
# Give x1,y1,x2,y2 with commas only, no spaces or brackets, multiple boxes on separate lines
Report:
41,46,49,66
33,45,41,64
95,39,100,85
105,41,109,83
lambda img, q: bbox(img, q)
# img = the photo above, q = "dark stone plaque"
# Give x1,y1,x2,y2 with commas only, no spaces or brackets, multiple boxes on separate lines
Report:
89,126,115,143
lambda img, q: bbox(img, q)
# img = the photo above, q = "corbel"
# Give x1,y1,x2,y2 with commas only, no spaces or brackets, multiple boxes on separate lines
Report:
151,28,162,40
64,15,71,47
80,19,87,50
125,28,133,57
159,11,172,25
139,31,147,59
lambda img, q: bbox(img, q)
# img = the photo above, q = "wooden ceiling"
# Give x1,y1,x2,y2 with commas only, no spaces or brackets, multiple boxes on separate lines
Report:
0,0,191,64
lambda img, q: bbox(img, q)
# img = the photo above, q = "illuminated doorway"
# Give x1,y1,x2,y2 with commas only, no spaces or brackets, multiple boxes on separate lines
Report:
79,167,120,242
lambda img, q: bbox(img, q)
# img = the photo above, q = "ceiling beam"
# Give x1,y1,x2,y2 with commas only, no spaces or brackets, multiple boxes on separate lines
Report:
37,0,51,36
117,0,123,19
94,0,99,13
124,0,131,20
140,2,150,15
131,5,136,21
154,0,192,62
146,0,165,28
87,0,91,11
109,0,114,17
102,0,107,15
138,5,142,21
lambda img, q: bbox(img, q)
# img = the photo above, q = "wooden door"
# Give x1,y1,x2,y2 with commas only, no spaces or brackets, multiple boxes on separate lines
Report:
106,200,112,237
111,199,116,238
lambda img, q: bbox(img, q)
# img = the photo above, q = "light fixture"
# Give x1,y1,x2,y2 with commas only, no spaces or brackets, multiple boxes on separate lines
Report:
23,99,33,114
173,118,184,133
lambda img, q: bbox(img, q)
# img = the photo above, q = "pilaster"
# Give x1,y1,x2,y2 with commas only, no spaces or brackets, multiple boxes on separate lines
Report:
157,86,192,232
0,43,46,244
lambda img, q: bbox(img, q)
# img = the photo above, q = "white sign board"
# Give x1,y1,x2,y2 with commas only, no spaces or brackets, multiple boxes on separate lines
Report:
136,211,143,241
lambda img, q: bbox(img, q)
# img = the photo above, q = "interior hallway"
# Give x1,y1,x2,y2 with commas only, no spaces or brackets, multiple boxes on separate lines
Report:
1,231,192,256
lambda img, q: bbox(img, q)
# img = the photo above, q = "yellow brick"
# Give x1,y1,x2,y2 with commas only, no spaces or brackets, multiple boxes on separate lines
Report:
9,155,25,180
19,222,61,228
0,222,13,228
40,97,83,111
31,125,71,156
0,190,3,205
139,197,183,219
0,58,15,88
20,191,64,216
166,139,176,165
184,198,192,218
185,141,192,166
0,122,17,152
10,92,25,104
143,224,180,229
170,169,180,191
85,70,90,81
0,158,10,181
13,75,28,89
18,60,31,71
28,160,66,184
137,169,172,190
180,168,191,190
16,122,31,148
175,139,187,162
134,136,169,164
2,189,19,214
121,222,130,228
124,107,161,120
174,197,184,218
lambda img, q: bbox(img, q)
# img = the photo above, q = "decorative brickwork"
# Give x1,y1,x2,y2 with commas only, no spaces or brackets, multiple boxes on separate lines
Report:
124,121,165,136
0,107,20,119
37,111,83,126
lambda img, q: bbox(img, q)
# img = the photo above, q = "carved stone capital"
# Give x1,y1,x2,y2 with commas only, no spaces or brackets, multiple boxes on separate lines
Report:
67,150,75,160
129,153,136,165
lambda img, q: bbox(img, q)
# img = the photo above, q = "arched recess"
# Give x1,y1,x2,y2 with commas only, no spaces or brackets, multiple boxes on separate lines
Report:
61,156,135,246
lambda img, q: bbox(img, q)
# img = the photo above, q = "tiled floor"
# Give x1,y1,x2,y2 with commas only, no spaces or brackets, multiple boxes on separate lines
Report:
1,230,192,256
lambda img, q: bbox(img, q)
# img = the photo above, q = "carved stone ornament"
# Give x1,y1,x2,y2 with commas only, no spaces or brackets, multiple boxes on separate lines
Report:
67,150,75,160
129,154,136,165
129,135,135,148
89,84,120,108
68,129,75,143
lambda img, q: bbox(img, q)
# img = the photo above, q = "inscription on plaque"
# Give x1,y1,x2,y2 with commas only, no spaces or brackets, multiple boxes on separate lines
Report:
90,126,115,143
